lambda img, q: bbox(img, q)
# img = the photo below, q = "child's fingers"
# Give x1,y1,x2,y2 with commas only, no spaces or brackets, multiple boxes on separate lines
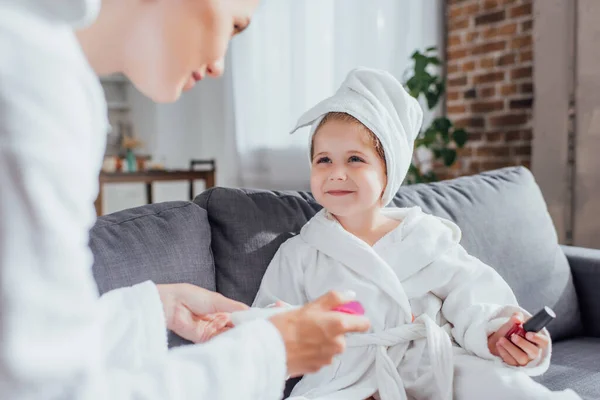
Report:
525,332,550,349
509,334,540,359
498,337,530,366
496,341,518,366
495,313,524,338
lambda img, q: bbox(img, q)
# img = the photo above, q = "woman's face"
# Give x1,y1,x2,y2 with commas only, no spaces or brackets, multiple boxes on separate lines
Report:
125,0,259,103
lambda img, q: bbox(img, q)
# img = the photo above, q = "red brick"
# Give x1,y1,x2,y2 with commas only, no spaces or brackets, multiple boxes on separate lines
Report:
506,130,522,141
501,84,518,95
480,57,495,68
448,105,467,114
477,146,510,157
471,100,505,113
483,23,518,39
510,97,533,109
448,76,468,87
462,60,476,72
520,50,533,63
455,117,485,128
514,145,532,156
521,129,533,141
466,3,481,14
474,71,505,84
511,36,532,50
448,48,469,61
486,132,505,142
481,160,512,171
467,31,480,42
522,20,533,32
489,114,529,127
520,82,533,94
472,40,506,55
468,133,484,142
510,3,533,18
458,147,474,157
479,87,496,98
475,10,506,26
464,88,477,99
520,159,532,169
450,5,466,19
447,91,461,101
470,161,482,174
449,35,462,47
497,53,516,66
447,63,460,74
511,66,533,79
449,18,470,31
483,0,500,11
450,2,480,18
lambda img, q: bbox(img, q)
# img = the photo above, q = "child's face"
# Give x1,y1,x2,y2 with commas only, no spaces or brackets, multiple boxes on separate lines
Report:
310,120,387,218
124,0,259,103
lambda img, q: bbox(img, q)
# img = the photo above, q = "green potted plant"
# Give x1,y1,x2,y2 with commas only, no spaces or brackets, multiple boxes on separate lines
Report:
404,47,469,184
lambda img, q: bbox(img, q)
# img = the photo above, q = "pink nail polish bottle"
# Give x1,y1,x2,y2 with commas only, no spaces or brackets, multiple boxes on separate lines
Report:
504,306,556,340
332,301,365,315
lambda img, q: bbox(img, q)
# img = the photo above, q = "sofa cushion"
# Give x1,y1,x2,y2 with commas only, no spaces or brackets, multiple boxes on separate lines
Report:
196,167,583,340
195,190,320,305
90,201,215,347
533,337,600,400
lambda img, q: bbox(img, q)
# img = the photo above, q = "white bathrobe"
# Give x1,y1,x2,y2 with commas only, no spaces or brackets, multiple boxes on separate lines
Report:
0,2,285,399
254,208,581,400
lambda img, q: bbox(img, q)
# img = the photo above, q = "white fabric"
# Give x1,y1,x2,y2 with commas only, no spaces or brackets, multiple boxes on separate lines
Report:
230,0,442,190
290,67,423,205
0,3,286,399
254,207,561,400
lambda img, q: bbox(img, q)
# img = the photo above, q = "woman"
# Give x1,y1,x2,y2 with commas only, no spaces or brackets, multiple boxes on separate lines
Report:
0,0,370,399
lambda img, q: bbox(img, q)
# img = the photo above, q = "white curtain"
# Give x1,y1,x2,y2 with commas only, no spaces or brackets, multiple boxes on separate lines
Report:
230,0,442,190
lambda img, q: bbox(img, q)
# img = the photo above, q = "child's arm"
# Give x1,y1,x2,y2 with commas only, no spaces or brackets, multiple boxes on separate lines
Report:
431,243,551,375
253,239,310,308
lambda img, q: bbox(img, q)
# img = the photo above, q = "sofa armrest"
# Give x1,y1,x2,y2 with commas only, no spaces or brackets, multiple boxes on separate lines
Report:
561,245,600,337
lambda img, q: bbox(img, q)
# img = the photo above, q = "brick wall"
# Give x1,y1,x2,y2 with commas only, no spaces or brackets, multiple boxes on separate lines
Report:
444,0,533,178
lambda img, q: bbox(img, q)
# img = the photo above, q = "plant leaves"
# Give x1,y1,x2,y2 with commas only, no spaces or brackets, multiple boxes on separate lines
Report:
427,56,442,66
453,128,468,147
441,149,457,166
433,117,451,133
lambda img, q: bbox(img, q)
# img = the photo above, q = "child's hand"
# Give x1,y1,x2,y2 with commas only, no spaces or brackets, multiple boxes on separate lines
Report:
487,312,550,366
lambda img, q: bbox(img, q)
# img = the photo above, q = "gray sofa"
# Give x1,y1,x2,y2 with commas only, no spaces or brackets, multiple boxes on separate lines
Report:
90,167,600,399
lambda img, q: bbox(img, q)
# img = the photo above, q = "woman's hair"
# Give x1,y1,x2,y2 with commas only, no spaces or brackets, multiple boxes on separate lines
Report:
310,112,386,169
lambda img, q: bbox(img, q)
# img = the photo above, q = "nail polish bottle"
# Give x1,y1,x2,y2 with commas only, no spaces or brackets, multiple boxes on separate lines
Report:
505,306,556,340
332,301,365,315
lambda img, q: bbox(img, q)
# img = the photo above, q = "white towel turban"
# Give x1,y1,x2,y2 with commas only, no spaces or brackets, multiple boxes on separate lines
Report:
290,67,423,206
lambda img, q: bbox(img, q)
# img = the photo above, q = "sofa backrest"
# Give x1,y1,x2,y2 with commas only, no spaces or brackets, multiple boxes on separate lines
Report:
90,201,215,347
196,167,583,340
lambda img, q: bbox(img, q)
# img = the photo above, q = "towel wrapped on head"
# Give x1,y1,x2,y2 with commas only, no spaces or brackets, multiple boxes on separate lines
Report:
290,67,424,205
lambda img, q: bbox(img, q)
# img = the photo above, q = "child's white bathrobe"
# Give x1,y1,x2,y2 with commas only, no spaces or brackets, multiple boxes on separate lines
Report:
254,207,555,400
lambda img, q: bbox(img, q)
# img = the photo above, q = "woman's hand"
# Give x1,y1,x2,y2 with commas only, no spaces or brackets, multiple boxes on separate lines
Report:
156,283,248,343
487,312,550,366
269,291,371,377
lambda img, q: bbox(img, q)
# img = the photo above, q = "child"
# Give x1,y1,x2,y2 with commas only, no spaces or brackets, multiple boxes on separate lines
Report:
252,68,581,400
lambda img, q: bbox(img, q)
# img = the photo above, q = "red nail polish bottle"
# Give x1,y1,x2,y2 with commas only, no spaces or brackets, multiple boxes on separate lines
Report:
505,306,556,340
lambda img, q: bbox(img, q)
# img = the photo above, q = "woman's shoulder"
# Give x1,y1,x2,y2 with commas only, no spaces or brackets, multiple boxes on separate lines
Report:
0,5,106,147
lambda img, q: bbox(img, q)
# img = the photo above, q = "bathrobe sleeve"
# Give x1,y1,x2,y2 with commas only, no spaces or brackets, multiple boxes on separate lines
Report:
253,238,311,307
430,226,551,375
0,5,287,399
